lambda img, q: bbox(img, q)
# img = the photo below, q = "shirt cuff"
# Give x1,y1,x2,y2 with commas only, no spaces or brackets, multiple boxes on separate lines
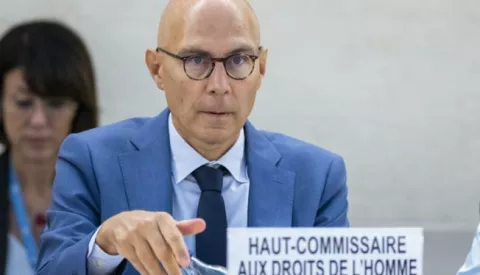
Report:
87,227,124,274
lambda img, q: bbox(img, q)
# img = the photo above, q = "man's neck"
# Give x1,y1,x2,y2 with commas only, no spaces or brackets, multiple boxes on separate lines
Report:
193,138,238,161
183,131,239,161
10,150,55,195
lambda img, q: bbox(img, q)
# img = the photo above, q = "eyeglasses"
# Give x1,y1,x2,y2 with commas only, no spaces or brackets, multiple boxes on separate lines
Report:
156,47,262,80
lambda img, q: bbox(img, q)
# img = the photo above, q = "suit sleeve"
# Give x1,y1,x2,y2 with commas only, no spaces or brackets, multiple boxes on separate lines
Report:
314,155,349,227
37,133,102,274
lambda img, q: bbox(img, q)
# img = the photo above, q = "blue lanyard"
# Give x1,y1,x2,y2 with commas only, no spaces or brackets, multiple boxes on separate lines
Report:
8,164,39,271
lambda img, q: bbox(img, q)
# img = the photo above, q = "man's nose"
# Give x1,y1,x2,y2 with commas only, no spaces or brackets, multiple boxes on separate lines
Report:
207,61,230,95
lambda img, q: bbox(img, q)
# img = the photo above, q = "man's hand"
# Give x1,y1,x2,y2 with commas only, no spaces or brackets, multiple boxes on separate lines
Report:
96,210,206,275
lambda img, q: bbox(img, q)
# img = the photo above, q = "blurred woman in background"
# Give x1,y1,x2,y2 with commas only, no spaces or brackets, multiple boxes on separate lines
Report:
0,20,99,275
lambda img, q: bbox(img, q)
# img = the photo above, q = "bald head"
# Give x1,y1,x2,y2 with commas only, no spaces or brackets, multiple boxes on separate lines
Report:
157,0,260,49
145,0,268,157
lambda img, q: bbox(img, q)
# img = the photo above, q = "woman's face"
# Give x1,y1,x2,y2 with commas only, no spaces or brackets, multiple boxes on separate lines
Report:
2,69,79,162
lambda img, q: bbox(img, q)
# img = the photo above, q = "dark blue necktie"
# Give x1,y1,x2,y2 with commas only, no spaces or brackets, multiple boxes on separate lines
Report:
192,165,227,267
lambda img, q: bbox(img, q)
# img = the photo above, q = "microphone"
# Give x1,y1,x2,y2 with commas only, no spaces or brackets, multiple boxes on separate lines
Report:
182,257,228,275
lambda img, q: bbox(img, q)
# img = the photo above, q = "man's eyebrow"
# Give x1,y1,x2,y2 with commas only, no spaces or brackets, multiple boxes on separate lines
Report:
177,47,211,57
177,44,259,57
227,45,259,55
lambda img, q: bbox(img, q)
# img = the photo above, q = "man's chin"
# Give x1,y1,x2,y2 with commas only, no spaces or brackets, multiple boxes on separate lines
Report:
199,112,234,125
200,128,240,145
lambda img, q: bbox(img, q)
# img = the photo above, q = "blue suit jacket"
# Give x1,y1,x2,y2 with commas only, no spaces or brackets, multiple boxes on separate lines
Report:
37,108,349,275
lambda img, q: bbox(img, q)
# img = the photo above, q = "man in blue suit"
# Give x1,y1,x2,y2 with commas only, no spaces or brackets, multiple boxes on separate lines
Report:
37,0,349,274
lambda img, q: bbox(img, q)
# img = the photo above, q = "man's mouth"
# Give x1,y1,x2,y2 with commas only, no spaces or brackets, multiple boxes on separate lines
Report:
202,111,229,115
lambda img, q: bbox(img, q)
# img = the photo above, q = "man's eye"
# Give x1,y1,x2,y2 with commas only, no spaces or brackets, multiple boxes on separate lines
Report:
187,55,207,65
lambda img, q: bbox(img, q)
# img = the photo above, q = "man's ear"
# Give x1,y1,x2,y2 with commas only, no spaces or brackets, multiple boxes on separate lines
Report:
259,47,268,77
145,49,165,90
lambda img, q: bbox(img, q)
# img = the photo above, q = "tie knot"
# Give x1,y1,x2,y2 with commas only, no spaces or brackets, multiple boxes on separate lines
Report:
192,165,224,192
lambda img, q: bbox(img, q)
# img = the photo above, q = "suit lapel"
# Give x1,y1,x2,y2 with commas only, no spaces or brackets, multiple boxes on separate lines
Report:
245,122,296,227
118,109,173,214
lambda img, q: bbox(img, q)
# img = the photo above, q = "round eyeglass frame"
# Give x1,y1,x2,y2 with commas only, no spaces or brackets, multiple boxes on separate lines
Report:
155,46,263,80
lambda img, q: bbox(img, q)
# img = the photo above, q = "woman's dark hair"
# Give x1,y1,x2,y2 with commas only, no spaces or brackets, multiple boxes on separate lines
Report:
0,19,99,145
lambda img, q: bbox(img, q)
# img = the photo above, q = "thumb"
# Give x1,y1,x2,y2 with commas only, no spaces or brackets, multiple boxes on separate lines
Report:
176,218,206,236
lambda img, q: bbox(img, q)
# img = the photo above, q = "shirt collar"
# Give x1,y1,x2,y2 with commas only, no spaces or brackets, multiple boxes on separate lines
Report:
168,114,248,184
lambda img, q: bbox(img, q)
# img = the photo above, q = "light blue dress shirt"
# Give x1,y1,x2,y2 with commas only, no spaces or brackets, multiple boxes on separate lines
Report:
87,114,250,274
457,223,480,275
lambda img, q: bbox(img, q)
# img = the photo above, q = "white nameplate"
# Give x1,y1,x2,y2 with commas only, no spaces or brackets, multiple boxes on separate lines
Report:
227,227,423,275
